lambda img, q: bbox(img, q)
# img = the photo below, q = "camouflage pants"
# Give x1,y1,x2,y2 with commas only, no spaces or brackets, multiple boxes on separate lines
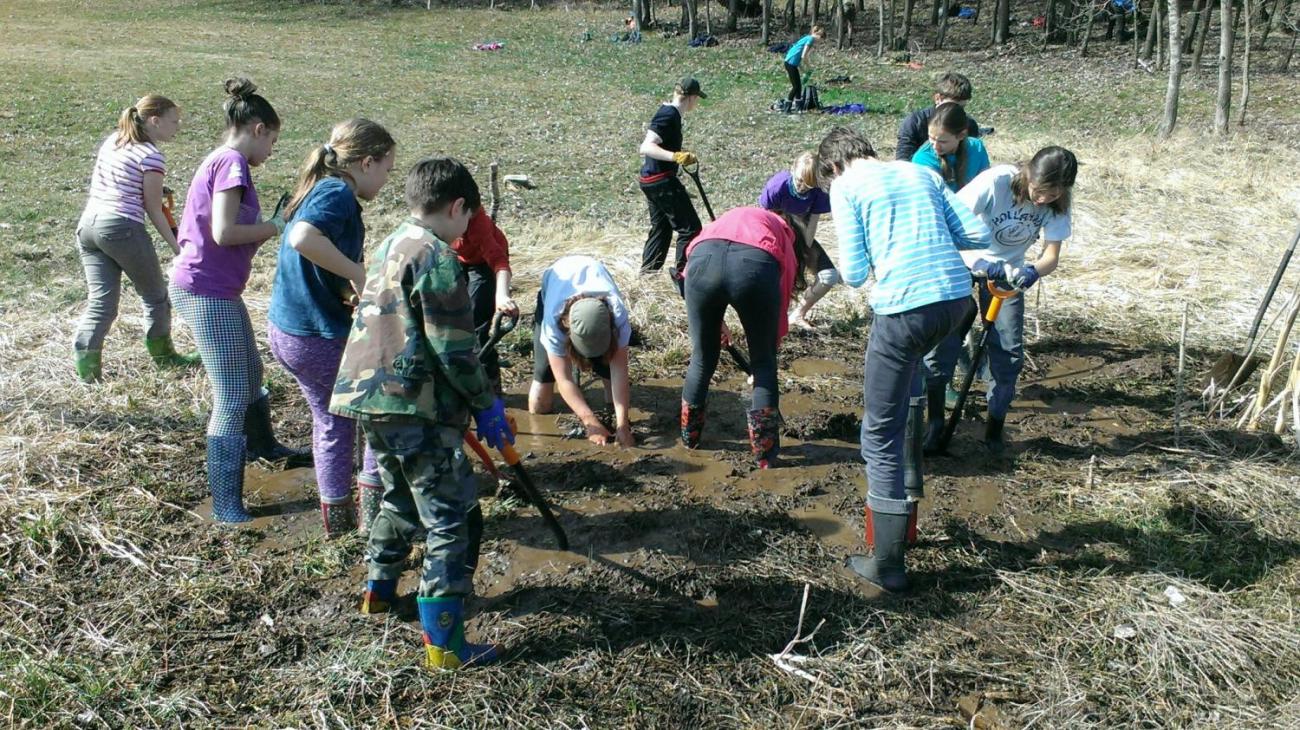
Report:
361,419,478,598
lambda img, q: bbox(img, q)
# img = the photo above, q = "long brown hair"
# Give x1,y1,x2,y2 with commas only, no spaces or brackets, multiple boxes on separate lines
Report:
115,95,176,147
285,118,396,219
928,102,970,189
1010,146,1078,215
779,211,812,293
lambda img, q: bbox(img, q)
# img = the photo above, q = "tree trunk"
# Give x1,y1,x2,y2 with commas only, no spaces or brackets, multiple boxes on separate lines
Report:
1238,0,1253,124
1215,0,1235,133
1193,0,1214,68
931,0,941,24
1043,0,1059,48
878,0,887,54
1143,0,1160,57
632,0,643,33
787,0,797,29
706,0,714,34
1133,0,1143,65
836,0,846,45
1259,0,1282,47
902,0,916,46
1082,0,1098,54
1156,0,1165,67
994,0,1011,43
685,0,698,38
728,0,739,31
1283,20,1299,71
813,0,822,25
763,0,772,42
1184,0,1204,52
1159,0,1183,137
936,0,952,46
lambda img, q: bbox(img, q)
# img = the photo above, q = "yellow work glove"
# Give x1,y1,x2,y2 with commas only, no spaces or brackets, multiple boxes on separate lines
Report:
672,151,698,166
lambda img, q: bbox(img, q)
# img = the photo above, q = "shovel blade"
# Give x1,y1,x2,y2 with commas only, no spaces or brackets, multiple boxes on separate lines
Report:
1205,353,1260,393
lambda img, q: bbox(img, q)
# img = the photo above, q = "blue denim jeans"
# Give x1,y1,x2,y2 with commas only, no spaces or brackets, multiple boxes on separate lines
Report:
924,286,1025,418
862,297,974,515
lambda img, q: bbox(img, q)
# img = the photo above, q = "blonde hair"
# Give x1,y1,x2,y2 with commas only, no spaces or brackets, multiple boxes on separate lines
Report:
115,95,177,147
790,152,819,195
285,118,396,219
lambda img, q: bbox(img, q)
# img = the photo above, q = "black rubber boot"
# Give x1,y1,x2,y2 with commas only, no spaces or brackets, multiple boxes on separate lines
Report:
466,501,484,576
903,396,925,501
244,394,312,467
922,385,947,456
847,509,910,593
984,414,1006,455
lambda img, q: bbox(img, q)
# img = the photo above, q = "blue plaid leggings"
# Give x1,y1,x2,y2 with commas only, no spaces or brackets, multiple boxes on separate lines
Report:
170,283,263,437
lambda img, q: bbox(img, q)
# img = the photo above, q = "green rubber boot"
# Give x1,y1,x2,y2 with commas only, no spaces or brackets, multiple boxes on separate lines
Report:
145,336,202,369
74,350,102,383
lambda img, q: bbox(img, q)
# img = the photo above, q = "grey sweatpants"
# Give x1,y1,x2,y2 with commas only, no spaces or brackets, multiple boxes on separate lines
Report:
73,210,171,352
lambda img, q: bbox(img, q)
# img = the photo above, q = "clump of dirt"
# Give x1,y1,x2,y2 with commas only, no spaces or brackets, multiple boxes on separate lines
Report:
783,409,860,441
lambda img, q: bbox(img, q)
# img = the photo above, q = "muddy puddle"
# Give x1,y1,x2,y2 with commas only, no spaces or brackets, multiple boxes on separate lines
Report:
217,344,1173,609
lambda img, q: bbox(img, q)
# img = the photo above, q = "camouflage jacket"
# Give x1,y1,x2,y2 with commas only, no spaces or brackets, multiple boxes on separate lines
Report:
328,218,494,427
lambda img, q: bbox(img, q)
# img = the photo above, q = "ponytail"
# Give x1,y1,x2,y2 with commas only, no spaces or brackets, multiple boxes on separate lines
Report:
779,211,811,293
285,118,396,219
222,76,280,131
114,95,176,147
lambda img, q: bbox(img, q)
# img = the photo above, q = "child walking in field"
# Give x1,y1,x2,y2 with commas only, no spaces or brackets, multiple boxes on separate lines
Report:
782,25,825,109
910,103,991,192
169,78,307,523
818,126,990,593
267,118,396,537
896,72,983,162
759,152,838,330
638,77,706,275
72,95,199,381
924,147,1077,455
680,206,809,468
331,157,511,670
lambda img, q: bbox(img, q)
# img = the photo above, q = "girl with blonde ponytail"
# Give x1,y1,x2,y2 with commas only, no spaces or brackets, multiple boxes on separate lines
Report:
73,94,197,382
267,118,396,537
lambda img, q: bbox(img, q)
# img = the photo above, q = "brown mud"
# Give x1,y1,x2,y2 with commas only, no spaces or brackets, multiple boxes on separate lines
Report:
222,328,1203,657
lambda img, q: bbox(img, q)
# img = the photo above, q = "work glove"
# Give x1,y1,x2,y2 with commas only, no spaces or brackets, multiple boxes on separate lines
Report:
473,398,515,450
267,193,290,236
970,258,1013,288
672,151,698,166
1010,264,1041,291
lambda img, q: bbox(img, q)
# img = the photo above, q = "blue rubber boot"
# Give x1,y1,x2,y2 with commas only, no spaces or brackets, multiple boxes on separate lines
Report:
417,596,499,670
361,579,397,615
207,435,252,523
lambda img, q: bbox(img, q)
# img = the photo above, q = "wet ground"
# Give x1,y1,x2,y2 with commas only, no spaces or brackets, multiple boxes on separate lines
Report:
212,328,1185,639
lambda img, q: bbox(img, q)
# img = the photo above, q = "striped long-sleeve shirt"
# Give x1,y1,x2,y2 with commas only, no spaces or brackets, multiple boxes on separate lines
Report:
84,135,166,224
829,159,991,315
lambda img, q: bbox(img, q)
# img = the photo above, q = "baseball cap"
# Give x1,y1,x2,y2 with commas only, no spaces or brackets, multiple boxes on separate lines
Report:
568,297,613,358
678,76,707,98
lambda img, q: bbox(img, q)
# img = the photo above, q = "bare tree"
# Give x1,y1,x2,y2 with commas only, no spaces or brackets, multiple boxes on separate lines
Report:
994,0,1012,43
1143,0,1161,58
1238,0,1253,124
728,0,739,31
1215,0,1235,133
878,0,887,54
1193,0,1214,69
763,0,773,42
901,0,916,46
935,0,952,47
1159,0,1183,137
684,0,699,39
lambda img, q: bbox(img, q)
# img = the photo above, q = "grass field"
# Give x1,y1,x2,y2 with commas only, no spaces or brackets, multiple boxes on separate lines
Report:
3,0,1300,727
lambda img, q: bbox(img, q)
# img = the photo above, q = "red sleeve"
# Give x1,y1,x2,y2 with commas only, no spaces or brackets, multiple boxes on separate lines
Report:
457,209,512,273
486,218,511,274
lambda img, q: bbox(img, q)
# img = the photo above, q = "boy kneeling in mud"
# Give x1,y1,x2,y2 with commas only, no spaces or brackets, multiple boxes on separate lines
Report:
329,157,513,669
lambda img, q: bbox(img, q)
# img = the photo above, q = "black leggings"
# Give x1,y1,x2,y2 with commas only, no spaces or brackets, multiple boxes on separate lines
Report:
464,264,499,386
785,62,802,102
683,240,781,411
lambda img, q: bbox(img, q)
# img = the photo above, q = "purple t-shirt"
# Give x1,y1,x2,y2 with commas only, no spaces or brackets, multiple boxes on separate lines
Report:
758,170,831,218
171,146,262,300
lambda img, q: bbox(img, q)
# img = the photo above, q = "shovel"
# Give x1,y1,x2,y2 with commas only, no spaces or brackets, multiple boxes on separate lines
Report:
935,281,1019,453
1207,224,1300,391
162,186,178,238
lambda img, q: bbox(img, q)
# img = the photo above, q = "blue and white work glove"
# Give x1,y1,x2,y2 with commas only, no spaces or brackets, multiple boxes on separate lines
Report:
1010,264,1041,291
970,258,1013,288
473,397,514,450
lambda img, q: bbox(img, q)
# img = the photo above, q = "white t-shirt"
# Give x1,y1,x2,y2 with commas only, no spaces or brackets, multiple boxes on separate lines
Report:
539,255,632,358
957,165,1072,267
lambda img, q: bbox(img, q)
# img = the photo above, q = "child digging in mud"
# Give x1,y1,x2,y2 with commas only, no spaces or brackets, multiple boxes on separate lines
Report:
759,152,839,330
817,126,990,593
679,206,810,468
330,157,512,670
923,147,1078,456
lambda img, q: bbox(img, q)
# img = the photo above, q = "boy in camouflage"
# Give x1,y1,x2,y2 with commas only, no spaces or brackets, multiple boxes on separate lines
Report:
328,157,513,670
